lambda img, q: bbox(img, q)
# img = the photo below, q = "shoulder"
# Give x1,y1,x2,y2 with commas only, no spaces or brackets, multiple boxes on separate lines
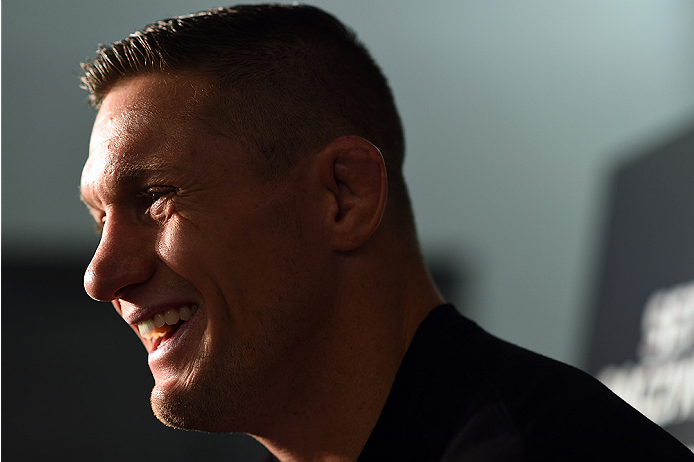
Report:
422,306,694,461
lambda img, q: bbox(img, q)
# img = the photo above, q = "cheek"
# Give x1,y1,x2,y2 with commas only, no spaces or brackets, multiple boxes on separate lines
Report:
155,219,192,268
150,217,221,304
151,208,288,293
152,192,324,306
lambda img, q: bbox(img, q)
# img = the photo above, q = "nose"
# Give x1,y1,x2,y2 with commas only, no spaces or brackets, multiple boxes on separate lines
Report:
84,217,156,302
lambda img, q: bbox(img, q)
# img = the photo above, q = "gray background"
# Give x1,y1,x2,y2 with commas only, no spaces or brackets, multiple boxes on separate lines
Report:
4,0,694,389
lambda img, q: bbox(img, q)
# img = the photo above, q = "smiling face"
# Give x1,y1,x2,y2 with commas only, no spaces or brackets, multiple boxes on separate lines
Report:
80,73,337,432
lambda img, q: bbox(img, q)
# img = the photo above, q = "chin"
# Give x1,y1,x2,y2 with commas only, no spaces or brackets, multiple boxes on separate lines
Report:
148,367,261,434
150,386,225,432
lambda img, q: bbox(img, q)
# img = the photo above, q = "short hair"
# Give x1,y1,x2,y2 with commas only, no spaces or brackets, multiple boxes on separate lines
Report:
81,3,415,231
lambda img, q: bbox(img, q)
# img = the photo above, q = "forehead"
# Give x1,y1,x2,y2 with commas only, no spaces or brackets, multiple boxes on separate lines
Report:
81,74,217,195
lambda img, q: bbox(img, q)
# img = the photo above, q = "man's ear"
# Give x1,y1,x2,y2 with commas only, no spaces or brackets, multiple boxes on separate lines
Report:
317,136,388,252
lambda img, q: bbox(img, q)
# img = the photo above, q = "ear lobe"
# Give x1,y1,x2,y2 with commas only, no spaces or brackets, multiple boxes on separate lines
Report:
318,136,388,252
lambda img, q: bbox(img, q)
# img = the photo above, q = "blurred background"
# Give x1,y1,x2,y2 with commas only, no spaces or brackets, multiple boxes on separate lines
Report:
3,0,694,459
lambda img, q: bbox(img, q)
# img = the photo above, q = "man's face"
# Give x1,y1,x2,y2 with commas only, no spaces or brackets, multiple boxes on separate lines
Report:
80,74,336,432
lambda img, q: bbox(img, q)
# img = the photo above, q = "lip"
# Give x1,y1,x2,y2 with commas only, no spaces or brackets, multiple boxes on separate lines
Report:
147,305,201,368
122,301,196,326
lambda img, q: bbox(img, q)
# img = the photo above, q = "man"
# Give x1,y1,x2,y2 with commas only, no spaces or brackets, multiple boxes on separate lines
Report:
79,4,693,461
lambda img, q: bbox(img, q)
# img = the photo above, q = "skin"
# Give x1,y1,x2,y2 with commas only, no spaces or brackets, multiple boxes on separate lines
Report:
81,73,443,462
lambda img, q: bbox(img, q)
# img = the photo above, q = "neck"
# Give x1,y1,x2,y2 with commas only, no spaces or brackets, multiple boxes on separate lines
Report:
252,234,443,462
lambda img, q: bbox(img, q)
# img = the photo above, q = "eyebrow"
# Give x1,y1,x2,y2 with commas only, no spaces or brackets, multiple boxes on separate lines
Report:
113,157,184,181
79,157,185,206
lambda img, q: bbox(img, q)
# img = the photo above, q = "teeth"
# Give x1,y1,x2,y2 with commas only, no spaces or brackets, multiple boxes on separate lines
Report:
164,308,179,325
179,305,193,321
153,313,165,329
138,318,155,336
137,304,197,339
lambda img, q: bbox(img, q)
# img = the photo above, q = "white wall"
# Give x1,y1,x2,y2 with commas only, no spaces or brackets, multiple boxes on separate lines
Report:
4,0,694,367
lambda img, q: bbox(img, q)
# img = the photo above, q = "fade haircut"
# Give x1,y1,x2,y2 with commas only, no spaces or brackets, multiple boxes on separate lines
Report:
81,4,416,231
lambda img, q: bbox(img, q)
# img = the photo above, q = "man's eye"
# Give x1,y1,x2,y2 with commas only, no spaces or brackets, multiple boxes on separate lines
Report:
144,186,173,203
149,190,165,202
142,186,176,222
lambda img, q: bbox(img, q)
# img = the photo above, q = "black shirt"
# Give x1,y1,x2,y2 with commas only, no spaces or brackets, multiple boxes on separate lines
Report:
358,304,693,461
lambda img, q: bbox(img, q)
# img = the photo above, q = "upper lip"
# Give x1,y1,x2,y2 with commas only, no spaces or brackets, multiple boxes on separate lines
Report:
120,300,197,326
